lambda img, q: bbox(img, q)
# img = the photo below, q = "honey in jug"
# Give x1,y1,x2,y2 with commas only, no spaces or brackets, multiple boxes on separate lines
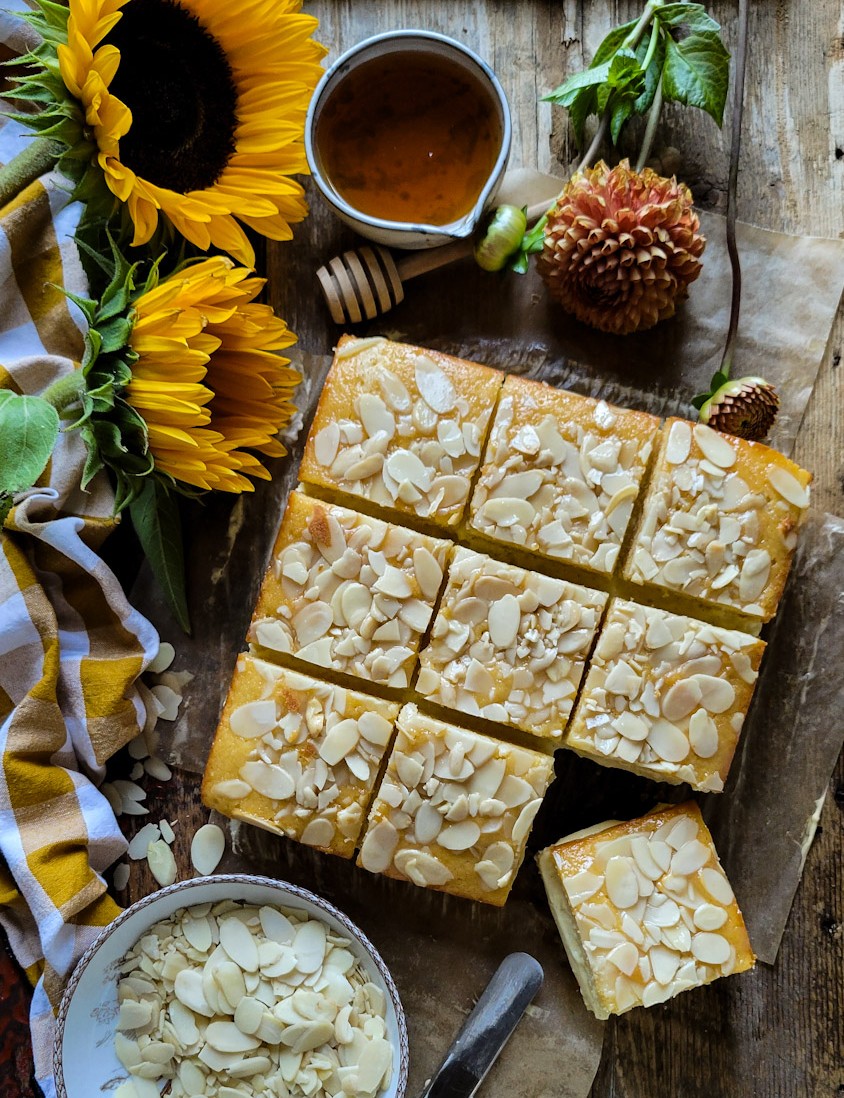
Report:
314,50,503,226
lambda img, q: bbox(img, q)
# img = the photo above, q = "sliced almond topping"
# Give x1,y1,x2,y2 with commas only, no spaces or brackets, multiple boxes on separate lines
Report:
413,546,443,599
693,424,737,469
414,355,456,413
691,932,730,965
191,824,226,876
665,420,692,465
488,593,521,649
767,465,809,508
313,423,340,467
605,856,639,909
438,819,482,851
358,393,396,440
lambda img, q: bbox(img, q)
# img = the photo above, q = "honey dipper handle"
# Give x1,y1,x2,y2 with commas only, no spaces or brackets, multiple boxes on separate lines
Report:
395,197,554,282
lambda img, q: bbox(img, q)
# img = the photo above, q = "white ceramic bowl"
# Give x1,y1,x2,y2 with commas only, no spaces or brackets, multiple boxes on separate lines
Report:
305,29,512,250
53,874,409,1098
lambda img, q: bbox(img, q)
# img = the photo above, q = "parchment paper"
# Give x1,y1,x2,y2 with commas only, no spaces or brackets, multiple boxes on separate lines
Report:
131,185,844,1097
388,167,844,455
211,812,606,1098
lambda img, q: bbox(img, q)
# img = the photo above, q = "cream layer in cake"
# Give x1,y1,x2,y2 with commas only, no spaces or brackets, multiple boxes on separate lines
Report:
538,802,754,1018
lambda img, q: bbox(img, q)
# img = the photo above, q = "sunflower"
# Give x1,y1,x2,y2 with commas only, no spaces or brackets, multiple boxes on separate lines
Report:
40,0,325,265
125,256,299,492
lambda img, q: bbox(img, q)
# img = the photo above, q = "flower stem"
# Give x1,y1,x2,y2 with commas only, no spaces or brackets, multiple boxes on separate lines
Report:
635,73,664,172
719,0,750,379
0,138,61,210
577,0,663,174
42,370,86,418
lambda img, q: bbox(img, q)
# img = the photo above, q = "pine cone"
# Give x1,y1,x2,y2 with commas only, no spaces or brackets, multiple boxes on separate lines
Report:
537,159,705,335
699,377,780,441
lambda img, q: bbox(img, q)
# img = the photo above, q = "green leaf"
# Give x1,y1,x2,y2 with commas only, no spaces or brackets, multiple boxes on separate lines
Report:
633,26,666,114
662,30,730,125
597,50,645,113
691,392,710,410
0,394,60,495
544,61,612,107
591,18,641,67
129,478,191,633
568,85,597,149
655,3,721,34
611,96,635,144
709,370,730,391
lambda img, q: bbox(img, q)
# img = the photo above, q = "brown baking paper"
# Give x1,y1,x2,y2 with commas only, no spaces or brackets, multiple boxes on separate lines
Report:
209,812,606,1098
131,188,844,1091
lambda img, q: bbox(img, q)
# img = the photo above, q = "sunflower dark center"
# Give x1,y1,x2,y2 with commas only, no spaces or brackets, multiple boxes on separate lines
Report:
105,0,238,192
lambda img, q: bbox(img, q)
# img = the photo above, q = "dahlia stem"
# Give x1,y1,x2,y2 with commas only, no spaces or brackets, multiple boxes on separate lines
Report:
576,113,610,174
635,73,664,173
719,0,750,379
0,138,61,210
576,1,662,174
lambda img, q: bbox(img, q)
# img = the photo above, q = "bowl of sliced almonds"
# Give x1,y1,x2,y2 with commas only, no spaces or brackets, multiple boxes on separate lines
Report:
53,874,408,1098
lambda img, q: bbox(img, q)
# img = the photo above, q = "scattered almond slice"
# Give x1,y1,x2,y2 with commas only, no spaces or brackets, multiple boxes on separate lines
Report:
150,684,181,721
113,862,130,891
147,641,176,675
191,823,226,876
100,782,123,816
144,756,172,782
159,819,175,844
127,734,151,761
146,839,177,887
129,762,144,781
128,822,161,861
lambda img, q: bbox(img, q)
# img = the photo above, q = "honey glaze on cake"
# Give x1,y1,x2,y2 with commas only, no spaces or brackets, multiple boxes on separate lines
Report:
469,375,660,574
538,803,754,1018
249,491,450,689
625,419,811,620
566,599,765,792
416,547,606,742
358,704,554,905
202,656,398,858
299,336,502,528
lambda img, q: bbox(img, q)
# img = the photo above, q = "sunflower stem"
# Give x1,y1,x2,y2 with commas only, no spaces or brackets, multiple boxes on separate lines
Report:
719,0,750,380
41,370,86,418
635,73,664,172
0,138,62,210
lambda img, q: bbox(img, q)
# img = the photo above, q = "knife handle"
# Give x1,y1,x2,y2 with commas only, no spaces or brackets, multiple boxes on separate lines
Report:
420,952,544,1098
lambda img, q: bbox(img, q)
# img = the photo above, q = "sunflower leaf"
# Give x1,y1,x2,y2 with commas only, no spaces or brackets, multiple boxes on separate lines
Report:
129,478,191,634
0,393,60,496
97,317,133,354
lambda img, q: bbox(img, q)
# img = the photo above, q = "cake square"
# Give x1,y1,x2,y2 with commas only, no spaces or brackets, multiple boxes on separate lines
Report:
468,375,660,574
299,335,503,528
202,655,399,858
248,490,451,689
415,547,607,744
357,704,555,905
538,802,754,1018
623,418,811,622
565,599,765,792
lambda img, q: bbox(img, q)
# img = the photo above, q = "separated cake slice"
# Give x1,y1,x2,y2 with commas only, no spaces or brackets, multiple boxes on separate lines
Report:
623,418,811,622
565,598,764,792
300,335,503,529
357,703,555,905
249,490,451,690
468,375,660,575
538,802,754,1018
416,547,606,745
202,655,399,858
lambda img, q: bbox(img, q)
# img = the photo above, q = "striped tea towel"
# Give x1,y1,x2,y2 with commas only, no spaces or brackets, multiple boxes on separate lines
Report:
0,107,159,1097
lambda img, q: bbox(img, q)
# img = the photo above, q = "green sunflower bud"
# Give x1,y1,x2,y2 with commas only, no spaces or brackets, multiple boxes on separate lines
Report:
698,376,779,442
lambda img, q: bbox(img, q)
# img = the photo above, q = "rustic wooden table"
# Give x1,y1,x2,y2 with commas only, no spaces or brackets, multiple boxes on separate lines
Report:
2,2,842,1096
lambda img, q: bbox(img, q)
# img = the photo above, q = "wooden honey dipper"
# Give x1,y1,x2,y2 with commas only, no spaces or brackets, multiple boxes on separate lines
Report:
316,198,552,325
